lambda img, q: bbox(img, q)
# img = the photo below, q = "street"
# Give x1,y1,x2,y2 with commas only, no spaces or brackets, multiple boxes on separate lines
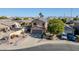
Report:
14,44,79,51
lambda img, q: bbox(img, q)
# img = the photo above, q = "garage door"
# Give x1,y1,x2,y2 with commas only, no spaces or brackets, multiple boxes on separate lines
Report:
31,30,43,38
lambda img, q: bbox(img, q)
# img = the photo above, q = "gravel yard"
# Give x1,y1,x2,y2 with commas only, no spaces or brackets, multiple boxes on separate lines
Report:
0,33,79,51
0,19,79,51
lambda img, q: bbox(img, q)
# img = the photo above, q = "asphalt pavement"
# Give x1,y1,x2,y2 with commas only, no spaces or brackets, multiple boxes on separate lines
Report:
8,43,79,51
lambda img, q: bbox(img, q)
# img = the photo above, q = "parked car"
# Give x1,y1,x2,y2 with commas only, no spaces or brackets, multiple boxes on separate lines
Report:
61,34,67,40
61,33,67,40
67,33,76,41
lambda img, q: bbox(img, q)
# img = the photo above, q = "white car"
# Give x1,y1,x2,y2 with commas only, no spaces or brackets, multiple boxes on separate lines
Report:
61,32,67,40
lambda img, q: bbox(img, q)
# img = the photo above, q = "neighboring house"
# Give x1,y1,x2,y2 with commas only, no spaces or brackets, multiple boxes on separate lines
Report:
74,20,79,35
31,18,46,38
10,22,21,31
60,24,74,40
16,19,33,32
0,19,21,31
16,19,33,25
64,24,74,34
66,20,74,24
65,17,74,24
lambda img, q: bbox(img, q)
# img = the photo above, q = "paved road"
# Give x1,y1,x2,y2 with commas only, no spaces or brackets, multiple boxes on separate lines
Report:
7,44,79,51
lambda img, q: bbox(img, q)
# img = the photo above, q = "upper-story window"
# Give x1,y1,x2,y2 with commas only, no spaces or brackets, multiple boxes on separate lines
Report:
33,23,37,25
42,23,45,26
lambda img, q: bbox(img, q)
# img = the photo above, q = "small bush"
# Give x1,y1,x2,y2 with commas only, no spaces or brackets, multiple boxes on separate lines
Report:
15,17,22,20
0,16,8,19
23,17,29,20
76,35,79,42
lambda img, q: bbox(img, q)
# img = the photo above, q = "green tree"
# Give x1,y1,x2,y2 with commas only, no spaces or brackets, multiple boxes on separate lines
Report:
61,18,67,23
48,18,65,39
39,12,44,17
23,17,29,20
73,16,79,21
0,16,8,19
15,17,22,20
21,22,26,27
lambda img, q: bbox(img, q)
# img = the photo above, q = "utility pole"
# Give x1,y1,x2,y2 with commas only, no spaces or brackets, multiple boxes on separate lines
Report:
64,13,65,18
71,8,72,18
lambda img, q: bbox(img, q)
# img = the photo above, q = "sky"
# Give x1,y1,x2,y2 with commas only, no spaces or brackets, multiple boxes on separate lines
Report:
0,8,79,17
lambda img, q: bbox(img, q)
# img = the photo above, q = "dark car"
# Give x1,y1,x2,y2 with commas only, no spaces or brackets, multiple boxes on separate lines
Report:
67,33,76,41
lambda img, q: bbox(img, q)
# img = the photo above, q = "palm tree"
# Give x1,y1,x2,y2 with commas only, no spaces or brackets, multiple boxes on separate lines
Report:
39,12,44,18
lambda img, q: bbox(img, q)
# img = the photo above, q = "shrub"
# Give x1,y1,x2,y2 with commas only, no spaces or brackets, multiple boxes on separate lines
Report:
61,18,67,23
0,16,7,19
48,18,65,35
15,17,22,20
47,18,65,40
23,17,29,20
73,16,79,21
76,35,79,42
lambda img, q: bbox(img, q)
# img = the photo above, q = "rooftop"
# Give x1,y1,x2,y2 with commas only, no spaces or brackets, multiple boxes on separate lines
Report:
0,19,16,26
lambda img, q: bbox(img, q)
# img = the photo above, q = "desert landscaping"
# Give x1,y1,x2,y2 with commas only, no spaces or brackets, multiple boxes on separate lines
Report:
0,12,79,51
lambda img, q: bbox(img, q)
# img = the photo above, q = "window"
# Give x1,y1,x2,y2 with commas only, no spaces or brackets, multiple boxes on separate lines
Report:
33,23,37,25
42,23,45,26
